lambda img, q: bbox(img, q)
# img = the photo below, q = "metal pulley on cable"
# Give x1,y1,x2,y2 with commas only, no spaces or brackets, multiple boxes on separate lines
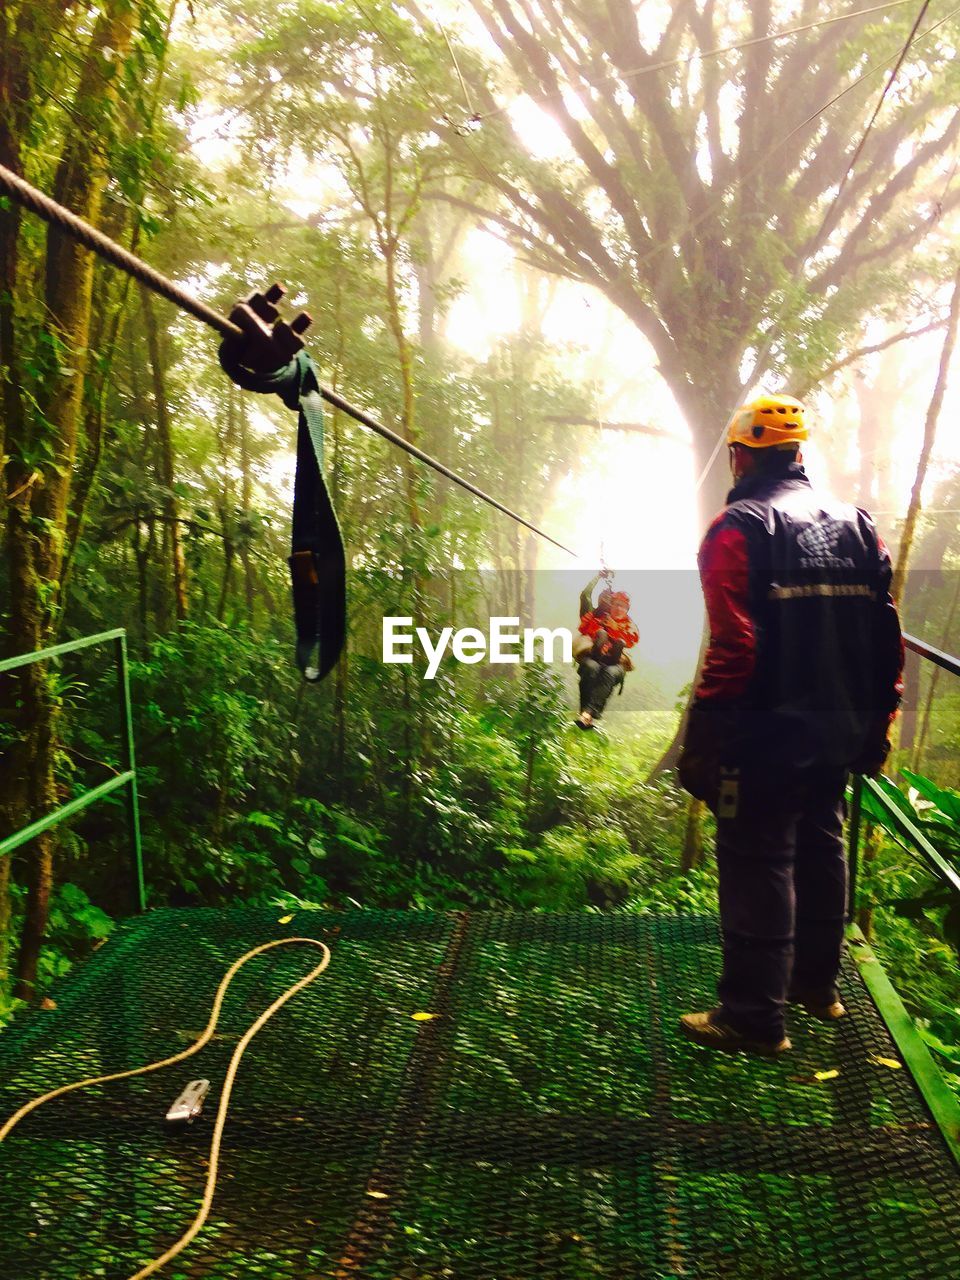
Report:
217,284,346,682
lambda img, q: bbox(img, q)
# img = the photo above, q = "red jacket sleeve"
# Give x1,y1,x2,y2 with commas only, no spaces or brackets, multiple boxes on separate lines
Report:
695,518,755,702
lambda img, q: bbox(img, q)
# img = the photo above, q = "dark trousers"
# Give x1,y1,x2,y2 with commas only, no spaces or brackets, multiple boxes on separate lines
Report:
578,658,624,716
715,767,848,1041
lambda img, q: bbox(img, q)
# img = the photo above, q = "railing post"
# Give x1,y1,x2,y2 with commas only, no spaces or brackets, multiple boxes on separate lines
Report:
847,771,862,924
115,633,145,912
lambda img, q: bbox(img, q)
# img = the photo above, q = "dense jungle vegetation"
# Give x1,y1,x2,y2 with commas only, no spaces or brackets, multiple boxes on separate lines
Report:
1,0,959,1098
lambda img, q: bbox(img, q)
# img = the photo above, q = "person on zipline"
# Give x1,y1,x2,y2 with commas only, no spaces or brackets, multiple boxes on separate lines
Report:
574,573,639,730
677,395,904,1057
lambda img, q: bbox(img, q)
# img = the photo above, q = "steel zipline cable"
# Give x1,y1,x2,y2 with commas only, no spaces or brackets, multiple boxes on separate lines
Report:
0,162,578,559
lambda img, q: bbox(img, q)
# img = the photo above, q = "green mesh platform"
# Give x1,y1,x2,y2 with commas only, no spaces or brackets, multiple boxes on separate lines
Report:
1,909,958,1279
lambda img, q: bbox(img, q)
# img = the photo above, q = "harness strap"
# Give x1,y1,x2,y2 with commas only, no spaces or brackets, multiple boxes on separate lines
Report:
218,341,346,682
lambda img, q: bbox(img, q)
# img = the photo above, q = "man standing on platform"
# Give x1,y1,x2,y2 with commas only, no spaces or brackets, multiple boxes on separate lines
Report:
677,396,904,1057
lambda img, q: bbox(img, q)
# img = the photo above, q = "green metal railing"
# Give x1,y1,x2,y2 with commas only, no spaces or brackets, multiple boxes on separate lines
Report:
846,630,960,1166
0,628,144,911
848,631,960,910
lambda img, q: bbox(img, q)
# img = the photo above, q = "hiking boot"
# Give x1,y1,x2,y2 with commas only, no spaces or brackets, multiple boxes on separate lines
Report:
679,1010,791,1058
788,988,847,1021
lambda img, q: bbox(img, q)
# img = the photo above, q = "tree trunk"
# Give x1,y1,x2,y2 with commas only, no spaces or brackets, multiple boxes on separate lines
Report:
382,231,429,767
520,530,537,630
911,567,960,773
0,0,66,480
892,267,960,605
0,5,36,989
897,644,922,761
3,0,138,998
414,219,439,353
645,384,737,781
63,0,178,589
383,238,424,546
140,286,188,621
134,519,150,640
216,527,235,623
62,262,135,591
237,390,257,620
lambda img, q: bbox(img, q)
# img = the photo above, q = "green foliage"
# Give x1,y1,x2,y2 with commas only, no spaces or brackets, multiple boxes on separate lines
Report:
1,0,957,1142
902,768,960,827
8,880,114,997
871,906,960,1098
859,769,960,952
126,621,304,901
855,768,960,1096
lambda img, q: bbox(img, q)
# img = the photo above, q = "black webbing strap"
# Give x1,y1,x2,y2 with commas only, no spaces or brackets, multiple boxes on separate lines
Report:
219,340,346,682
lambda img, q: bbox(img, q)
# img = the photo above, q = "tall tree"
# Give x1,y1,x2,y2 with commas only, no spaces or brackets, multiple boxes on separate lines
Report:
0,0,153,996
140,287,190,622
456,0,960,520
892,264,960,604
228,2,468,544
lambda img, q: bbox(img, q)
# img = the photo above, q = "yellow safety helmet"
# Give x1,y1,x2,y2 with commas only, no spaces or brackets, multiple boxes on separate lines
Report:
726,394,807,449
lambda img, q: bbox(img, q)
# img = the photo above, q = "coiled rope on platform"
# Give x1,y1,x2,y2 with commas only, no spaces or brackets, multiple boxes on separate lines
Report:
0,936,332,1279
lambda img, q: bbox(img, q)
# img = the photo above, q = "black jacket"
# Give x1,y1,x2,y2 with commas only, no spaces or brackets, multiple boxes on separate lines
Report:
680,463,903,791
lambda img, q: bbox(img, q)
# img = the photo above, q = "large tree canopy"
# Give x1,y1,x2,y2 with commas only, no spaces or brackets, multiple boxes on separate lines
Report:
450,0,960,511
